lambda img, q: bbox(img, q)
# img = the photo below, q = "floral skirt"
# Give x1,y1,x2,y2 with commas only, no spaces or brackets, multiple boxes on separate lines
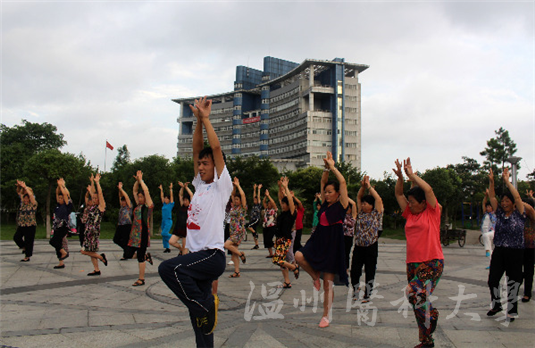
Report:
272,237,292,267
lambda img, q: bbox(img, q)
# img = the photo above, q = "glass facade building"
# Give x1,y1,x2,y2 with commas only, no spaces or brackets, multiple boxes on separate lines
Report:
174,56,368,169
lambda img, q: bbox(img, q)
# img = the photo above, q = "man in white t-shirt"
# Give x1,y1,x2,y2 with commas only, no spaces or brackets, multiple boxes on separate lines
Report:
159,96,232,348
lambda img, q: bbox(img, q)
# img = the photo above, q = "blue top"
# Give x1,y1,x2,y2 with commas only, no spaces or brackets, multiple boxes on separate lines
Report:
494,206,526,249
162,202,175,221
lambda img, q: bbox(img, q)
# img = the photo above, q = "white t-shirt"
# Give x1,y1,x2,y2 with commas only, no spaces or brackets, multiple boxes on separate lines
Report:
186,165,233,252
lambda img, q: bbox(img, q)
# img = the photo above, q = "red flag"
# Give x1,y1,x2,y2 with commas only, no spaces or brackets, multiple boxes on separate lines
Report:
106,141,114,150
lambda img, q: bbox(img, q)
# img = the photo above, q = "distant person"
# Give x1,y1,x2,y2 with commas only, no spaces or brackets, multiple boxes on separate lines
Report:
158,96,232,348
292,191,305,253
115,182,133,260
14,180,37,262
246,184,262,250
272,176,299,288
262,188,278,258
126,170,154,286
80,173,107,276
295,151,349,328
393,158,444,348
343,198,357,271
224,177,248,278
170,181,192,255
159,183,175,253
351,176,383,302
311,193,322,233
481,191,497,269
521,191,535,303
486,168,525,322
50,178,73,268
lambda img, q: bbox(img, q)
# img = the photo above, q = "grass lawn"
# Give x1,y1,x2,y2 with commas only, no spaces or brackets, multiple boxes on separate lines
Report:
1,223,406,241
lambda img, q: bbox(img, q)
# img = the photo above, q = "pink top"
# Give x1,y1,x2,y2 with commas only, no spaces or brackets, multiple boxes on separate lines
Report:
402,199,444,263
319,211,342,226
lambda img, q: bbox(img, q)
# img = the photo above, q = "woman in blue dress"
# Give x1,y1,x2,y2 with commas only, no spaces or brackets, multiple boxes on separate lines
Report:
295,151,349,328
159,183,175,253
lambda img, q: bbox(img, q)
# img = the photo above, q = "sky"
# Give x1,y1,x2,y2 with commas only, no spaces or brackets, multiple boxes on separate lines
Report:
2,0,534,181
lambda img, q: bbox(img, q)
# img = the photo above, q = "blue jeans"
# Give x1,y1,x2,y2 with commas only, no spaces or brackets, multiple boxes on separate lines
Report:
158,249,225,348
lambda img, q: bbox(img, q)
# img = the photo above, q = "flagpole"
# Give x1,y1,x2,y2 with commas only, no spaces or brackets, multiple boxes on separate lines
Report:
104,140,107,172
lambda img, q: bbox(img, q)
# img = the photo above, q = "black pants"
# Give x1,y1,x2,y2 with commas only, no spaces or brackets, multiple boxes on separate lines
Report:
350,241,378,298
293,228,303,253
488,246,524,315
344,236,354,269
49,225,69,259
14,226,36,258
523,248,534,298
263,226,276,249
114,224,132,258
159,249,225,348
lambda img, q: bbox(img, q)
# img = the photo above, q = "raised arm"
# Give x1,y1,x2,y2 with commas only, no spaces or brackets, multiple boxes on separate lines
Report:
169,183,174,204
253,184,257,201
482,191,488,212
369,182,383,213
503,167,524,215
184,182,193,202
18,181,37,205
57,178,70,201
16,180,24,199
265,189,277,211
137,171,153,207
487,168,498,212
118,182,132,208
191,102,204,177
356,177,366,214
257,184,262,203
89,173,96,197
292,192,304,210
133,175,140,206
393,159,408,212
94,173,106,212
281,177,295,215
277,178,285,204
323,151,348,208
234,177,247,209
403,157,437,209
159,185,165,203
191,96,225,178
178,181,185,206
348,197,357,219
262,195,268,209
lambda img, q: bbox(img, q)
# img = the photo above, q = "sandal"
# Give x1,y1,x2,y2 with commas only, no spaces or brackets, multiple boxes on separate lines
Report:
132,279,145,286
277,282,292,289
145,253,153,265
229,272,240,278
293,265,300,279
240,252,247,264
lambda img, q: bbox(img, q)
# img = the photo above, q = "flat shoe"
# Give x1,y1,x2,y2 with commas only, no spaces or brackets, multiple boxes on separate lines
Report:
87,271,101,276
487,307,502,316
521,296,531,303
240,252,247,264
59,252,70,261
101,253,108,266
319,316,329,328
229,272,240,278
20,258,30,262
53,265,65,269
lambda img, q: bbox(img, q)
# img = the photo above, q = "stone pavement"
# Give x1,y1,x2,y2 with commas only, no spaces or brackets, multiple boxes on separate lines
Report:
0,233,534,348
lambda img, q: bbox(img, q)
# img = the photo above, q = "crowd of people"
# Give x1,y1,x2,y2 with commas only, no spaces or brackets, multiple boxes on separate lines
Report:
12,97,535,348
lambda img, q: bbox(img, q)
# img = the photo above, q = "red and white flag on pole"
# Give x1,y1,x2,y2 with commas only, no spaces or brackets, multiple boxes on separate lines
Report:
106,141,114,150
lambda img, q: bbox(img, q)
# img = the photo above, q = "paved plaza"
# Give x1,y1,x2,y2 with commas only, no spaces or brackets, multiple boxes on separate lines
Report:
1,232,534,348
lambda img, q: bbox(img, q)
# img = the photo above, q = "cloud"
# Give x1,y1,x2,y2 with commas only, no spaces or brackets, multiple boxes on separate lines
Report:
2,1,533,182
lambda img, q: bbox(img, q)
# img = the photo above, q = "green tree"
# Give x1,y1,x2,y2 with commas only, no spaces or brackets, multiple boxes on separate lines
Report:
421,167,462,225
111,145,131,171
0,120,67,223
480,127,518,173
24,149,88,236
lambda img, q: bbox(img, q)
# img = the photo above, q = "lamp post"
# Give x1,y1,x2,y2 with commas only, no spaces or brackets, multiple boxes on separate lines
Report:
506,156,522,189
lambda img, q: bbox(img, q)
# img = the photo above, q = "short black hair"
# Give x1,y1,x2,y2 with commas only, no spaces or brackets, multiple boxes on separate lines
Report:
324,181,340,192
361,194,375,207
23,194,30,199
199,147,227,164
501,190,514,203
281,196,289,205
121,196,126,202
407,186,425,203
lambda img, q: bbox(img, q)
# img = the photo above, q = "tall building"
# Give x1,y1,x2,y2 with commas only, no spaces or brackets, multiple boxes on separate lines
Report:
173,56,368,170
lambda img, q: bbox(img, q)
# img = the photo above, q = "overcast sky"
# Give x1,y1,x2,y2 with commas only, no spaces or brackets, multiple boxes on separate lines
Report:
2,0,534,182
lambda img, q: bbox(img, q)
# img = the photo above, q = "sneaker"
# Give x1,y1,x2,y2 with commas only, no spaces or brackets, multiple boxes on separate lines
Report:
196,295,219,335
228,260,234,265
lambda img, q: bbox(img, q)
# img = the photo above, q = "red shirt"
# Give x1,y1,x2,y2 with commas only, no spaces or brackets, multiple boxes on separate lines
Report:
296,206,305,230
402,199,444,263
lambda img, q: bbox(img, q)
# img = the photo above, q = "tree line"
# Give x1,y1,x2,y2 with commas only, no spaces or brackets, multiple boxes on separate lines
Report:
1,121,533,236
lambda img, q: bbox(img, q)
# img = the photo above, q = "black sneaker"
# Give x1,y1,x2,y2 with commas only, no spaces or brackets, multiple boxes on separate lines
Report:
487,306,503,316
164,248,171,253
196,295,219,335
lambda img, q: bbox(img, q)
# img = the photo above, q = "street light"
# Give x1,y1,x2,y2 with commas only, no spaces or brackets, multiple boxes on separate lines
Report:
506,156,522,189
